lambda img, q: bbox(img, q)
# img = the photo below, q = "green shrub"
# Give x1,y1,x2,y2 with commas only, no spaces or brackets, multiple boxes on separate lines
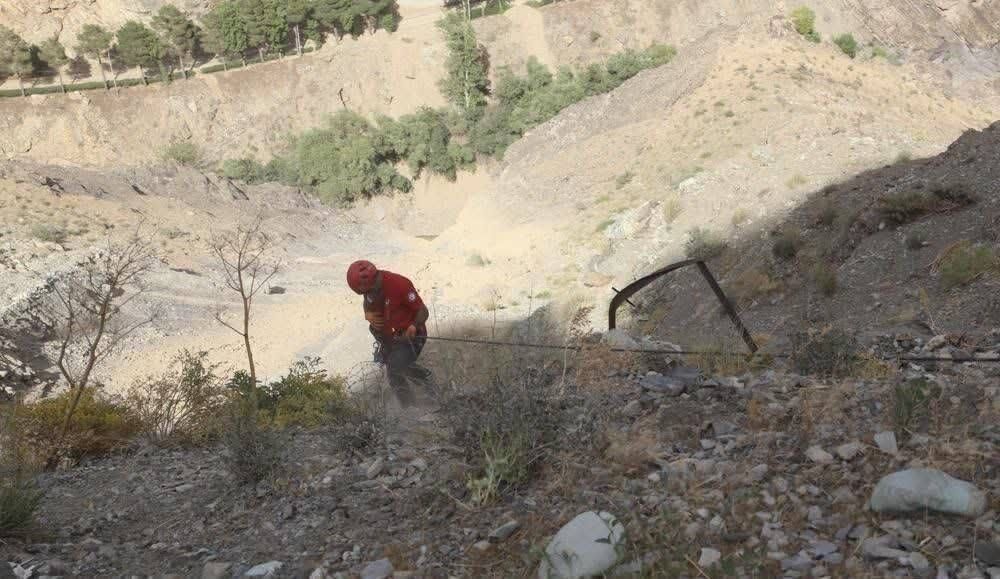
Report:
260,358,349,428
471,46,674,157
126,350,229,445
938,242,997,289
0,479,42,538
772,227,802,261
685,227,727,260
221,156,298,186
162,141,201,166
893,378,939,437
791,7,821,42
19,388,141,461
834,34,858,58
30,224,68,244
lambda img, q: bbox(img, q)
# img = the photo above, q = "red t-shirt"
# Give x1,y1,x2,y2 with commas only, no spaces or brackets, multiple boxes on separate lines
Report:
363,271,426,339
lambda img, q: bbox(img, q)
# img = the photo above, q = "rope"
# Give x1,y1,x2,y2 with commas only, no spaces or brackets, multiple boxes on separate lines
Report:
413,335,1000,365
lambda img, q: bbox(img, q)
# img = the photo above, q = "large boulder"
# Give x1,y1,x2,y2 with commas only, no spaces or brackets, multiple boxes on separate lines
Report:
869,469,987,517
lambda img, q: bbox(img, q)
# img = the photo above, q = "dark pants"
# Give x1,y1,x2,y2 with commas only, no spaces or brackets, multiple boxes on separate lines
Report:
375,329,430,406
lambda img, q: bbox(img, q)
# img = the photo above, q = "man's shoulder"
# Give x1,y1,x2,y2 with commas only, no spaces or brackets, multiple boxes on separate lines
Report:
382,270,414,289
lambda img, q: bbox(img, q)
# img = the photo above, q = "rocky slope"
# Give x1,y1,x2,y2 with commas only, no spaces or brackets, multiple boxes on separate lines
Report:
629,120,1000,355
1,339,998,577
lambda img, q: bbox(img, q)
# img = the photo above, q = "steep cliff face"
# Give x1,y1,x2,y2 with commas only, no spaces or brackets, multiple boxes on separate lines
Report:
0,0,211,48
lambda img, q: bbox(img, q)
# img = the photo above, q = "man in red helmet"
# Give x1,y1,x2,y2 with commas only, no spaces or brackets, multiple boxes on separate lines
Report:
346,260,431,406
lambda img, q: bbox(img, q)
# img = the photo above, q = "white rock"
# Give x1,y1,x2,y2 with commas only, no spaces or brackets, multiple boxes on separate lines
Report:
835,442,863,461
874,432,899,455
698,548,722,568
244,561,284,577
870,468,987,517
360,558,394,579
366,458,385,479
806,445,834,464
538,511,625,579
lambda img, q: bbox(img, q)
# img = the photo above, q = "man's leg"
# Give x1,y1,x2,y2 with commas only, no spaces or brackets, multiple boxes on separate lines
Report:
385,342,418,406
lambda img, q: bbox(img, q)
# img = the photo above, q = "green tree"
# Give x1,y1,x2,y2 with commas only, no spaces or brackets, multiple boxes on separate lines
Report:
378,107,472,180
0,26,34,97
286,0,313,55
437,12,490,120
152,5,201,78
239,0,288,62
293,110,410,204
313,0,355,40
355,0,400,34
203,1,249,68
76,24,115,89
38,36,70,93
116,21,165,84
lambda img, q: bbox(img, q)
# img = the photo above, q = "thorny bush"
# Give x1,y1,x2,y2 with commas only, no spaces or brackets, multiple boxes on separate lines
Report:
126,350,228,445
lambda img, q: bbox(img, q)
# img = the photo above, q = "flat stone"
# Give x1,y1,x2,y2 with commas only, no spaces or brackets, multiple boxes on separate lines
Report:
360,559,393,579
202,562,233,579
835,442,863,461
810,541,839,558
781,551,814,572
366,458,385,479
489,521,521,543
874,432,899,455
748,464,769,483
640,374,686,397
975,542,1000,566
698,548,721,568
244,561,283,577
806,446,834,464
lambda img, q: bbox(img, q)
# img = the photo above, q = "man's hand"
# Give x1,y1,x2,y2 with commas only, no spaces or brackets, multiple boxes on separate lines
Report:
404,324,418,339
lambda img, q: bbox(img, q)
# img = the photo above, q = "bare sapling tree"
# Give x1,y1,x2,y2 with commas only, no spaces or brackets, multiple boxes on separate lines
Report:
37,236,157,467
210,217,282,389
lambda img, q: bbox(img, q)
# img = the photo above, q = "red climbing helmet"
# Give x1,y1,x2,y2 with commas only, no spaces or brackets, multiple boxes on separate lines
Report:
347,260,378,294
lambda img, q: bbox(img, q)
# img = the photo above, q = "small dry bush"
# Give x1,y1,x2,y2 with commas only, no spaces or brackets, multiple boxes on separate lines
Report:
442,370,562,505
935,241,997,288
729,268,782,305
772,227,802,261
878,182,977,227
126,350,228,445
892,378,941,439
790,327,859,378
604,428,659,476
685,227,727,261
18,388,140,463
812,262,838,296
221,372,284,485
